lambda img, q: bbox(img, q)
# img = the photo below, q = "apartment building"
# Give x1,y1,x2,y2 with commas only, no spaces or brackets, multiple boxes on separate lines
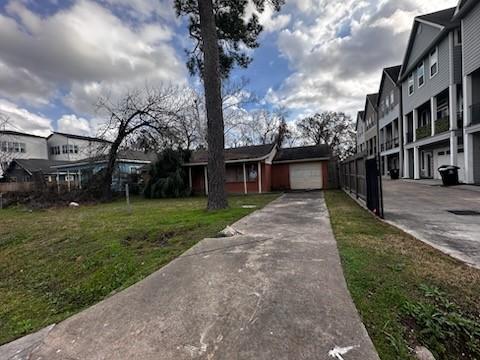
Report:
363,94,379,159
399,7,464,181
454,0,480,185
355,111,366,154
377,66,403,176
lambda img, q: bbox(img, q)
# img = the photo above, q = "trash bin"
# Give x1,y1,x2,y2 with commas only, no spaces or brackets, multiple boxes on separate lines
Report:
389,169,400,180
438,165,460,186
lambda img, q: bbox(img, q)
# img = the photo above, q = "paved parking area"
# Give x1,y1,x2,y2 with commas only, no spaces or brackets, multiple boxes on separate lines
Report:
383,180,480,268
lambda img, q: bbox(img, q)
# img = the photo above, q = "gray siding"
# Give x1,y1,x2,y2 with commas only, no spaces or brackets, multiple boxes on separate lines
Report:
453,44,463,84
463,2,480,75
407,23,441,70
474,133,480,184
402,35,451,114
378,75,401,129
364,101,377,142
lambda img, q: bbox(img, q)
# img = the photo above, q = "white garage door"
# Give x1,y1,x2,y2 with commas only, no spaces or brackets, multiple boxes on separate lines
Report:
289,162,323,190
434,149,465,183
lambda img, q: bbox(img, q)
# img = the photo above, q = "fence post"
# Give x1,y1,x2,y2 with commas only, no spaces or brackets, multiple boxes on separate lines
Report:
0,193,3,210
125,183,131,214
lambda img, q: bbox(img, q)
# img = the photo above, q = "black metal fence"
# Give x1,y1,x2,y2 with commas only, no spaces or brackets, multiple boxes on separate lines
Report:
340,152,384,218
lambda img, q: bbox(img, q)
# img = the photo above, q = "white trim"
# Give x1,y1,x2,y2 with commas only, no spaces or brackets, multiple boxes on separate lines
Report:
416,18,444,30
408,73,415,96
429,46,439,79
204,166,208,196
243,163,247,194
188,167,192,189
417,61,425,88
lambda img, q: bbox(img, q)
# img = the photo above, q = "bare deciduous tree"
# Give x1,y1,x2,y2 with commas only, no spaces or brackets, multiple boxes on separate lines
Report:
0,114,13,178
296,111,356,159
96,86,183,199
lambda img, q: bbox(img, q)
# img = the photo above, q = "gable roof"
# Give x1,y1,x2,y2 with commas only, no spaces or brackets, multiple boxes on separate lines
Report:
366,94,379,110
0,130,47,139
399,7,459,81
48,132,112,143
355,111,365,131
377,65,401,107
273,145,330,162
10,159,71,175
453,0,478,19
187,144,276,165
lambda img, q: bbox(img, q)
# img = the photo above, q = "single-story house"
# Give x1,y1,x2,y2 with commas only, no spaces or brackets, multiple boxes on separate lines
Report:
51,150,157,191
3,158,72,183
184,144,331,195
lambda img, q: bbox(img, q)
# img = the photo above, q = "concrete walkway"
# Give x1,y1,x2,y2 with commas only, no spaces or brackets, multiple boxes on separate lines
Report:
7,193,379,360
383,180,480,269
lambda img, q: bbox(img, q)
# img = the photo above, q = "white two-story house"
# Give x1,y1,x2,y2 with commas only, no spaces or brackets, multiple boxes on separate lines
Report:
399,7,464,181
47,132,110,162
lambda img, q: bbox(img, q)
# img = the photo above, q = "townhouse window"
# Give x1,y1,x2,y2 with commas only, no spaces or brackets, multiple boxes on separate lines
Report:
62,145,68,154
408,73,414,96
74,145,79,154
20,143,26,153
390,91,394,106
430,47,438,77
417,62,425,88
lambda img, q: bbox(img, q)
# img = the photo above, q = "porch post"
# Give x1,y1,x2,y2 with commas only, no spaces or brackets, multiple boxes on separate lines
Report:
67,170,71,192
78,169,82,189
463,75,474,183
430,96,437,136
204,166,208,196
449,84,458,130
243,163,247,195
413,147,420,180
413,109,418,142
257,162,262,194
188,167,192,190
450,132,458,166
403,148,409,178
403,115,408,145
56,170,60,194
464,133,474,184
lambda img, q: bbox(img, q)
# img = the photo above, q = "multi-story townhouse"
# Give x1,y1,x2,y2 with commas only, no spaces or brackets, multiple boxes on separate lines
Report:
355,111,366,154
399,8,464,181
47,132,110,162
0,130,48,177
454,0,480,185
363,94,379,159
377,66,403,176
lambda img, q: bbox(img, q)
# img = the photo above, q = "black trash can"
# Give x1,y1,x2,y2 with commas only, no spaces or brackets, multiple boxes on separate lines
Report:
389,169,400,180
438,165,460,186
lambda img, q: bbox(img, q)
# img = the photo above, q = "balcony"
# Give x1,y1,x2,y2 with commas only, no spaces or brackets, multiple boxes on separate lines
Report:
383,137,399,150
416,124,431,140
435,116,450,134
406,132,414,143
470,103,480,126
457,111,464,129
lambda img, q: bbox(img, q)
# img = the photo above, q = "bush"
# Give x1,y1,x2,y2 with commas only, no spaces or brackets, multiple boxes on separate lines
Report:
143,149,191,199
403,284,480,359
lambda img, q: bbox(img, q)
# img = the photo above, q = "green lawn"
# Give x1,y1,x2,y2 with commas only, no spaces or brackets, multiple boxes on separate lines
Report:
0,194,278,345
325,190,480,360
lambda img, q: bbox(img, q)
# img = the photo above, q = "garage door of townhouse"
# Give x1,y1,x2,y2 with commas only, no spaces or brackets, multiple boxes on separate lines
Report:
289,162,323,190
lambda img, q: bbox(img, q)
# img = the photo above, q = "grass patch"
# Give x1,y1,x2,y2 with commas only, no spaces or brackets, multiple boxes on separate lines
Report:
324,190,480,360
0,194,278,345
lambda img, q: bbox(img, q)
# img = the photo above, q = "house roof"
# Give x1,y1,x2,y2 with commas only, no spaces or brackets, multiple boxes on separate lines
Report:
48,132,112,143
400,7,459,81
10,159,71,175
417,7,457,27
453,0,478,20
366,94,379,110
187,143,276,165
0,130,47,139
355,111,365,131
273,145,330,162
384,65,401,83
52,150,157,168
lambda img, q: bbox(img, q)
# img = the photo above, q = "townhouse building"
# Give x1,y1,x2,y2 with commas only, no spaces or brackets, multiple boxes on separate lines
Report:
454,0,480,185
399,7,464,182
355,111,366,154
377,66,403,176
363,94,379,159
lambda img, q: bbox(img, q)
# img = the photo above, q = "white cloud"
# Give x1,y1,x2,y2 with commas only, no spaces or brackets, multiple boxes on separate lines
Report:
0,0,186,116
0,99,52,136
57,114,92,136
267,0,459,117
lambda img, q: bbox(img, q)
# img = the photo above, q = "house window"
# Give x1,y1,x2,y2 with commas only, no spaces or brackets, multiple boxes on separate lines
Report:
408,73,414,96
390,91,394,106
62,145,68,154
74,145,79,154
417,62,425,88
430,47,438,77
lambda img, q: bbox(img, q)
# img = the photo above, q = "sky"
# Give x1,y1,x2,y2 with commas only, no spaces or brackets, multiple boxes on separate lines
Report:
0,0,458,137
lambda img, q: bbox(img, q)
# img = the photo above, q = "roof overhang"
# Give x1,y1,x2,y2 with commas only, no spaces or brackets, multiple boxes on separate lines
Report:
272,157,330,164
52,158,152,169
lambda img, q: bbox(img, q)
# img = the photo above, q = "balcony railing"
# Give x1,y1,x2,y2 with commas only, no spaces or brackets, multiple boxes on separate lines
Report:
383,137,399,150
416,124,431,140
457,111,464,129
471,103,480,126
435,116,450,134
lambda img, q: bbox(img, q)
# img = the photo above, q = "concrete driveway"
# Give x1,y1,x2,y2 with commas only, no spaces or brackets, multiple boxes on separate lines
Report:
7,192,379,360
383,180,480,269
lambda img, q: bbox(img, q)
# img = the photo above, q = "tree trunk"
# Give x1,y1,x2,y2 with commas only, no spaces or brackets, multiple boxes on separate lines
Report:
102,139,121,200
198,0,228,210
